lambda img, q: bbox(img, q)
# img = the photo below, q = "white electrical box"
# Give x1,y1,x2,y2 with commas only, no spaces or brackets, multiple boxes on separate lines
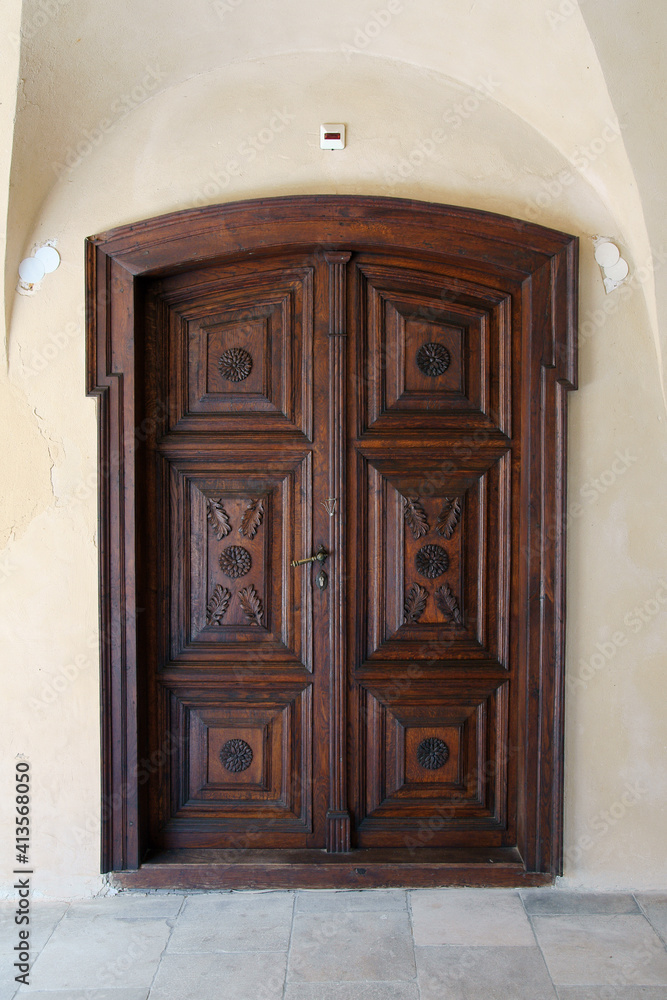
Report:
320,124,346,150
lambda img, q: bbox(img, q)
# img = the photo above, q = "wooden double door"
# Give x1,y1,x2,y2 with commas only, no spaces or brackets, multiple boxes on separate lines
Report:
88,197,577,884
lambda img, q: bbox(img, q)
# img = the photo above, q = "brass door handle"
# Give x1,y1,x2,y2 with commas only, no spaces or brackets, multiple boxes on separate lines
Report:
291,545,328,568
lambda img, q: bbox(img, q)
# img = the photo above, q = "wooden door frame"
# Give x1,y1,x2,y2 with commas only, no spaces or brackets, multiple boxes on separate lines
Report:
86,195,577,886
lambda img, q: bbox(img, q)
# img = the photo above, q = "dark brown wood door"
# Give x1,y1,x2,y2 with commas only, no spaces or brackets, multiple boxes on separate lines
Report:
143,251,332,850
143,245,516,856
88,196,577,883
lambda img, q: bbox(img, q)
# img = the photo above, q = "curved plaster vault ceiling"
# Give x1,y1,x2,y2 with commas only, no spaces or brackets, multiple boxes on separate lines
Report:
1,0,664,392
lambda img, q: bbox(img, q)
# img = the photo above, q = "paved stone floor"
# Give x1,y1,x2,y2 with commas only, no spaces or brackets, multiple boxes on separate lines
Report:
1,889,667,999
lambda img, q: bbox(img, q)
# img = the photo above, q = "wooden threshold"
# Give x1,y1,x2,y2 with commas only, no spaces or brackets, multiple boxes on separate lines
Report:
110,847,553,890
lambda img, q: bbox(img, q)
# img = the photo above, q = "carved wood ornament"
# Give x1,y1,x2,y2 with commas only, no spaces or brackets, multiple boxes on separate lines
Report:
404,583,428,624
220,739,253,773
219,545,251,579
206,584,231,626
403,496,429,539
219,347,253,382
436,497,462,540
239,497,264,539
416,544,449,579
206,498,231,540
238,585,264,626
416,342,451,376
87,195,577,888
417,737,450,770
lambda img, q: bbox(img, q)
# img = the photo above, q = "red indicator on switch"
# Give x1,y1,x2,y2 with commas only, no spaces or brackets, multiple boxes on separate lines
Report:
320,124,346,149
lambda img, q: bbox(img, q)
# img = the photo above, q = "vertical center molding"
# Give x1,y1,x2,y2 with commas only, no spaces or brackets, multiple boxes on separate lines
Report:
324,250,352,852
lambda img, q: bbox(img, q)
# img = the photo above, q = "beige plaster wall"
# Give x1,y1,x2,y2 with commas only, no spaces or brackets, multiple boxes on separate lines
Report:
1,0,666,897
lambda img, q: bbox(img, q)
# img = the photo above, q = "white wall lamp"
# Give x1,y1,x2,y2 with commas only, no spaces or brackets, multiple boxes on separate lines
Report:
17,242,61,295
594,237,629,294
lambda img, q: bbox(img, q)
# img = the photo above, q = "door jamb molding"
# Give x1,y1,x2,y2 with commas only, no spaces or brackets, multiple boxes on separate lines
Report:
86,195,578,878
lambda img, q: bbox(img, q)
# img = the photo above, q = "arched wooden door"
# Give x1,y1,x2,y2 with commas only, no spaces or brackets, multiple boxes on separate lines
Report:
86,196,577,887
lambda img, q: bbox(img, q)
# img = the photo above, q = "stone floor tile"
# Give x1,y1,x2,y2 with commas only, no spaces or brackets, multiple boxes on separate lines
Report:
636,894,667,943
167,891,293,952
65,895,184,919
284,984,420,1000
295,890,407,913
416,945,558,1000
532,914,667,986
288,909,415,982
557,988,667,999
149,951,286,1000
521,891,640,915
27,915,172,990
17,992,149,999
410,889,534,946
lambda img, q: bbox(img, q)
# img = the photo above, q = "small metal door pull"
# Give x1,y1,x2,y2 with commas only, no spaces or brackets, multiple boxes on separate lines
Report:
291,545,329,568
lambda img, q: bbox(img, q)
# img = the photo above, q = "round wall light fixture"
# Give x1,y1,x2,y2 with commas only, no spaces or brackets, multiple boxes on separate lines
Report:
594,237,629,293
17,242,61,294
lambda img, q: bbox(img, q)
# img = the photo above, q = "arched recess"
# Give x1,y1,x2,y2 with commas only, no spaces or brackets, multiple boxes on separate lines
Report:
87,195,577,887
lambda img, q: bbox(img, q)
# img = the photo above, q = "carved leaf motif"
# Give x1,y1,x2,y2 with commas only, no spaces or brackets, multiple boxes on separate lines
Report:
240,497,264,539
403,496,429,539
239,585,264,626
436,496,462,539
206,584,231,626
435,583,463,625
404,583,428,624
206,498,232,540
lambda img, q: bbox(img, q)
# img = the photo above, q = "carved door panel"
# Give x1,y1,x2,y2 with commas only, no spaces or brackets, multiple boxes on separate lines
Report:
91,196,576,881
143,253,332,849
347,254,514,849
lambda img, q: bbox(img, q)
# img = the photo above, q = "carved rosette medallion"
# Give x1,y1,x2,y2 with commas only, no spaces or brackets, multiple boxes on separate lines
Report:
219,545,252,578
417,737,449,770
416,342,450,376
415,543,449,579
220,738,253,773
218,347,253,382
